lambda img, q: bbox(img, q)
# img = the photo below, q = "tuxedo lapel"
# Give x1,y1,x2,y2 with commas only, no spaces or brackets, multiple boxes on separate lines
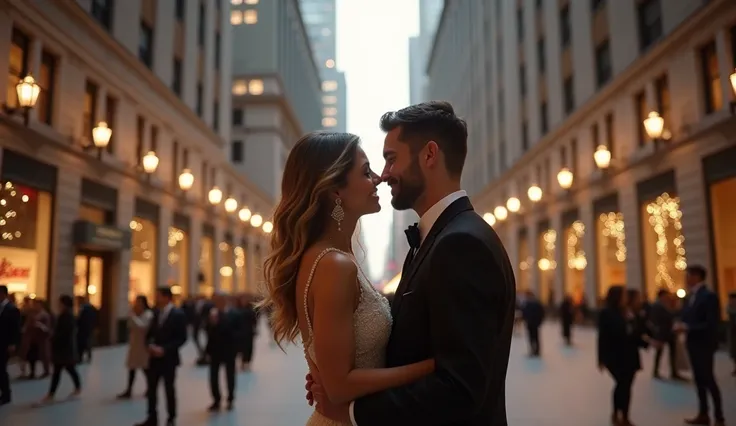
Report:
391,197,474,316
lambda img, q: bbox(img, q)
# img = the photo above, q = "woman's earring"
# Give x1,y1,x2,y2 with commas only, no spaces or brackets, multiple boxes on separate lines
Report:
331,197,345,231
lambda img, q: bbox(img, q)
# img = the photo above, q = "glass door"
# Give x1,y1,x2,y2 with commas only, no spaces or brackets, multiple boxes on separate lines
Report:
74,254,103,309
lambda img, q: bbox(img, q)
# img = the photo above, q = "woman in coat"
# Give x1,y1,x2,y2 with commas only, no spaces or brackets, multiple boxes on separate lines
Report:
117,295,153,398
40,294,81,403
597,286,651,426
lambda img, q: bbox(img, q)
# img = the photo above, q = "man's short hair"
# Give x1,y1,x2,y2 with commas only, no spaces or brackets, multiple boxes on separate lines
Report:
157,287,173,298
685,265,707,281
379,101,468,177
0,285,7,296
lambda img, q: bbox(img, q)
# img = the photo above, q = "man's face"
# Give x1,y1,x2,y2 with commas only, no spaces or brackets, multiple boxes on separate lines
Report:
381,128,426,211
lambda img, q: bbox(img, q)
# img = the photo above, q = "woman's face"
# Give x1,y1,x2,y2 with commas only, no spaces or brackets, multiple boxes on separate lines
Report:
338,146,382,218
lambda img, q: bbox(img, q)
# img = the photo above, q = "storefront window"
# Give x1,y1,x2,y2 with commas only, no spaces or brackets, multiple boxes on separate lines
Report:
74,254,103,308
235,245,246,293
537,229,557,305
129,218,157,304
641,193,687,302
199,236,214,296
220,241,234,293
0,181,52,301
709,178,736,317
564,221,586,305
167,227,188,300
596,212,627,304
517,236,531,292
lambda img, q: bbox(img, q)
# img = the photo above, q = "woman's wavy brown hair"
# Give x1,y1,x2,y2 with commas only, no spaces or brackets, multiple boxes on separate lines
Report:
259,132,362,348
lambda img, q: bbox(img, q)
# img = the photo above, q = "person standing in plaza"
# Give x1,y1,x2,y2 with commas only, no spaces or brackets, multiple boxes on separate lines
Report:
117,295,153,399
675,265,725,426
0,285,21,405
135,287,187,426
205,292,242,411
649,289,682,380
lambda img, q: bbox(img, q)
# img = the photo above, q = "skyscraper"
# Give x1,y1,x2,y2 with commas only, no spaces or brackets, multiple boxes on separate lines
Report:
300,0,348,132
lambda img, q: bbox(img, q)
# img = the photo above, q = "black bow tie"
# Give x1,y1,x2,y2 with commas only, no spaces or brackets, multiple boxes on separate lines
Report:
405,223,421,249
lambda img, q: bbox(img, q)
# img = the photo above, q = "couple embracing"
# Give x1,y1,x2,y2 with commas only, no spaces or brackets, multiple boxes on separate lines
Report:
260,101,517,426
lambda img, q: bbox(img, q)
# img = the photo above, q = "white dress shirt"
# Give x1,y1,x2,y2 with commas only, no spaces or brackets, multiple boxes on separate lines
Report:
0,299,8,315
348,189,467,426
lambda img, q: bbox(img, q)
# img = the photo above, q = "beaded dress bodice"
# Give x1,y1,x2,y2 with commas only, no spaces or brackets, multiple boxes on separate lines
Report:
302,248,393,425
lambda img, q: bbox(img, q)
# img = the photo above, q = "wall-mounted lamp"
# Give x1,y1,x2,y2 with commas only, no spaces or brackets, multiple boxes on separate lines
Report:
493,206,508,222
238,208,252,222
262,221,273,234
593,145,612,170
250,214,263,228
142,151,159,176
1,75,40,126
557,168,574,190
208,186,223,205
178,169,194,191
527,185,543,203
224,197,238,213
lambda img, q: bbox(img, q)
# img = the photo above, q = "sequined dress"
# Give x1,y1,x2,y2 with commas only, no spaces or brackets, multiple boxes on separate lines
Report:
303,248,393,426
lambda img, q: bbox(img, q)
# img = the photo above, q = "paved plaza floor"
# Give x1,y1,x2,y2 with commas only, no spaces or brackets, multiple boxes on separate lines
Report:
1,320,734,426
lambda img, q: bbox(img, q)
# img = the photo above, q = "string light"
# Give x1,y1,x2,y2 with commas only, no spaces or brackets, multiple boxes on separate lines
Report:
167,227,185,265
566,220,586,270
0,182,28,241
600,212,626,262
538,230,557,271
646,193,686,290
130,219,152,260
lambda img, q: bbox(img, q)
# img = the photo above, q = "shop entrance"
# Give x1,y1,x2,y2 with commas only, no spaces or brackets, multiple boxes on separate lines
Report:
74,251,113,345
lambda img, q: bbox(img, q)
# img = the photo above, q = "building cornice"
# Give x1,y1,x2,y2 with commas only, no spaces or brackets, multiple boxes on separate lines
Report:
472,0,732,207
425,0,448,75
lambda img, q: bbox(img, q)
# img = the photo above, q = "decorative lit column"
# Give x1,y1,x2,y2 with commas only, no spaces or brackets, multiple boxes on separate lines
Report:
187,208,204,296
580,200,597,308
619,183,643,290
156,196,174,292
114,181,137,342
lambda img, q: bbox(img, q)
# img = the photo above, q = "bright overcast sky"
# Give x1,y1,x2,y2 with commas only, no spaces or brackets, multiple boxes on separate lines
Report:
335,0,419,281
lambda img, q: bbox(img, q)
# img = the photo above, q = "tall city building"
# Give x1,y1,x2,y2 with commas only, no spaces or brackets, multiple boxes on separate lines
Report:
230,0,323,199
300,0,348,132
427,0,736,313
0,0,273,344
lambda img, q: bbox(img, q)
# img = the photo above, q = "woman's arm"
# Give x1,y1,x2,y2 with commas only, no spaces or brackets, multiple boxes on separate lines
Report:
310,252,434,405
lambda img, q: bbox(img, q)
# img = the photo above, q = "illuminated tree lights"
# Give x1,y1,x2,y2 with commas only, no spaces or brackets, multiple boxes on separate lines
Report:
600,212,627,262
0,182,29,241
538,229,557,271
646,193,686,290
168,227,185,265
566,220,587,270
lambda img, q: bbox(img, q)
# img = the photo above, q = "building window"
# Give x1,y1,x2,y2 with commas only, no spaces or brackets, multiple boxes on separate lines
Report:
129,216,158,303
198,2,206,47
175,0,185,21
7,28,30,109
521,121,529,152
322,80,338,91
213,101,219,131
104,95,117,153
231,140,244,163
172,58,182,96
91,0,114,31
634,91,647,146
517,7,524,41
322,117,337,127
232,108,243,126
172,140,179,185
83,80,98,141
323,95,337,104
244,9,258,24
139,21,153,68
37,51,57,126
595,39,611,88
150,125,158,152
519,64,526,96
591,0,605,12
699,41,722,114
231,11,243,25
537,38,546,72
323,107,337,116
604,113,615,157
655,74,670,127
540,101,548,134
136,116,145,162
563,76,574,114
560,5,571,48
637,0,662,51
731,25,736,68
196,84,203,116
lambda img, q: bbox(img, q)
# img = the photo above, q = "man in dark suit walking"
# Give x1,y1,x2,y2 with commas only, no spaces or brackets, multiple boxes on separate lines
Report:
675,265,724,426
0,285,21,405
309,101,516,425
205,292,242,411
135,287,188,426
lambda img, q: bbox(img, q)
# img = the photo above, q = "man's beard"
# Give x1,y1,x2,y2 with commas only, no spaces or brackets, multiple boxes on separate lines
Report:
390,159,425,211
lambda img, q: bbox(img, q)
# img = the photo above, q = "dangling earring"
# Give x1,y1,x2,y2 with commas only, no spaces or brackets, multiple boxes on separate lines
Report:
331,197,345,231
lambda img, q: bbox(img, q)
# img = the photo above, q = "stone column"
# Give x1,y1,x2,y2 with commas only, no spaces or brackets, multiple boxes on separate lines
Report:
113,180,136,342
619,181,643,291
526,213,539,295
551,210,564,306
580,198,598,308
51,165,82,306
187,208,203,296
156,195,174,289
0,10,12,105
675,160,711,270
212,217,223,291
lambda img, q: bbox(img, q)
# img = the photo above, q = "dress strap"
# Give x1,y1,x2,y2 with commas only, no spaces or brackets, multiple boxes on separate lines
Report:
303,247,348,340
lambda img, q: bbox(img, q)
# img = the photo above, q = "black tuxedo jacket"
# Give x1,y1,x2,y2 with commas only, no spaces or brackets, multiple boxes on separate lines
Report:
205,308,243,359
147,306,188,367
353,196,516,426
0,301,21,359
681,285,720,352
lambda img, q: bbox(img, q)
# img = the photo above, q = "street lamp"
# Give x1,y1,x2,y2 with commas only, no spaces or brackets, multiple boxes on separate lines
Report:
483,212,496,226
178,169,194,191
557,168,574,190
506,197,521,213
92,121,112,149
643,111,664,140
593,145,612,169
238,207,252,222
527,185,543,202
2,74,41,126
224,197,238,213
208,186,223,205
142,151,159,174
250,214,263,228
262,221,273,233
493,206,508,222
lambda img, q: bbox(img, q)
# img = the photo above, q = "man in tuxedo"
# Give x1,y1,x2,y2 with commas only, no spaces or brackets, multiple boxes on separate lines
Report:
675,265,724,426
135,287,188,426
0,285,21,405
309,101,516,425
205,292,242,411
